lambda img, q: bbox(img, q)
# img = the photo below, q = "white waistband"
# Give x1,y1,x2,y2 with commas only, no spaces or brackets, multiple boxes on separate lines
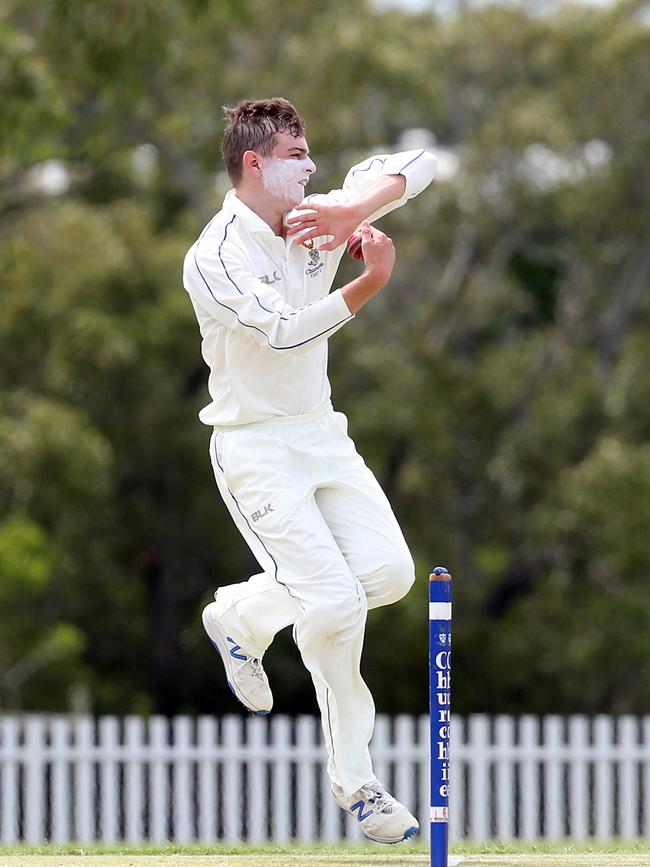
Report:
213,401,334,433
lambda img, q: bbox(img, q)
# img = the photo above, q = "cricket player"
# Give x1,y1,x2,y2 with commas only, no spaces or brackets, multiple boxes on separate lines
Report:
183,98,436,843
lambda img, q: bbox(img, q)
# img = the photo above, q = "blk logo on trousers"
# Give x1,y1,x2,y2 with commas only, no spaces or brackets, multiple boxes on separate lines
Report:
252,504,274,522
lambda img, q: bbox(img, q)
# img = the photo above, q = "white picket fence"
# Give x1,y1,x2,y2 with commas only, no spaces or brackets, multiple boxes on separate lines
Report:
0,714,649,845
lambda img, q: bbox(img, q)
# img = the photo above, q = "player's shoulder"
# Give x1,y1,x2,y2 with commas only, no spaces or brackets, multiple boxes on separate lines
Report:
300,188,349,208
343,153,390,188
203,206,236,239
296,192,326,206
196,208,241,255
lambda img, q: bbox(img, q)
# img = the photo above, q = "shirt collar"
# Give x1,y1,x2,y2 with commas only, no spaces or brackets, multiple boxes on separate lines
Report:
223,190,304,249
223,190,277,236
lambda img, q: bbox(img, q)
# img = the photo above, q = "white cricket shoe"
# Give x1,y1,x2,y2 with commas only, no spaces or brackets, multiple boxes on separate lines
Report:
331,779,419,843
201,599,272,715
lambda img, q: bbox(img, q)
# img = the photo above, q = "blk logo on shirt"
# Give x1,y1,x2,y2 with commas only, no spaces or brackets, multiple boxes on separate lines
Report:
252,504,275,522
259,271,281,285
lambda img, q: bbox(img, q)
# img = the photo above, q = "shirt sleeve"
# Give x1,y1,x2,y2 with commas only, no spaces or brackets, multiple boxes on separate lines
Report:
183,233,353,352
307,149,437,224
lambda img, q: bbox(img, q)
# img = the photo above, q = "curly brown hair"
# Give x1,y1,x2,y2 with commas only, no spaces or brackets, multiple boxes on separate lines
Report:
221,98,306,185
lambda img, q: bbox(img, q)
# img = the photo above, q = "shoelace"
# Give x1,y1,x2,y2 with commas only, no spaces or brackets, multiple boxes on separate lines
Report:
250,658,265,681
357,782,395,814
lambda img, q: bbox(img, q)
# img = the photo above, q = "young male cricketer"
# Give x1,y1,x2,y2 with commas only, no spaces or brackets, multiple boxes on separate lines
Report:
183,98,436,843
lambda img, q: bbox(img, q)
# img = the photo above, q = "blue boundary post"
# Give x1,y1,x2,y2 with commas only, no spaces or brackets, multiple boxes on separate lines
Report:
429,566,452,867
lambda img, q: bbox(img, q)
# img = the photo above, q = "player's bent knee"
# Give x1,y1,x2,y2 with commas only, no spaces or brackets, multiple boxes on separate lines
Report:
307,595,367,643
380,550,416,604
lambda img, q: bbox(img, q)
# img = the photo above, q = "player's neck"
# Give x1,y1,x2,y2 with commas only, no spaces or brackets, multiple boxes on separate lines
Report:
234,188,286,237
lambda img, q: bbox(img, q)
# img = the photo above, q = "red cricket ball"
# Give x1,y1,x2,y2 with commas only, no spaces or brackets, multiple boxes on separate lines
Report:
346,232,364,261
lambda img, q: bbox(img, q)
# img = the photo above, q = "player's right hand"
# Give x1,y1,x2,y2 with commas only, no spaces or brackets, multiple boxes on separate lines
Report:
360,222,395,286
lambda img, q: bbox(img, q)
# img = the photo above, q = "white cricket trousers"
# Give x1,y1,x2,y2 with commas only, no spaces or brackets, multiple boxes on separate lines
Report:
209,401,415,796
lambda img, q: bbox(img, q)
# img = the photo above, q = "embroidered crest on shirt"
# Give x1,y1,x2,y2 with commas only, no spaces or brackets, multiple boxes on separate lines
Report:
305,247,324,277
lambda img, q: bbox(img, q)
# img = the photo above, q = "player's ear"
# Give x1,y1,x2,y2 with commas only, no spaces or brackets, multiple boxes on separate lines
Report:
242,150,262,178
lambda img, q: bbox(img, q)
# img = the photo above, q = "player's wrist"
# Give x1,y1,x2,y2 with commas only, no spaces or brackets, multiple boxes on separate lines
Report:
345,200,366,226
361,265,391,290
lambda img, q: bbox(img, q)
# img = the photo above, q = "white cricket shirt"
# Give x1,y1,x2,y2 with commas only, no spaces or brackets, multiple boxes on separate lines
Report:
183,149,437,426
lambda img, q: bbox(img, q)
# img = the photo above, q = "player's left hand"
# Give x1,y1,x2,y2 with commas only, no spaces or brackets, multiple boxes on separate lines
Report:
285,202,362,251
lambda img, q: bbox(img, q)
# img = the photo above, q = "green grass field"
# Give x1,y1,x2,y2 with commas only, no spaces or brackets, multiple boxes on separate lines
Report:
0,842,649,867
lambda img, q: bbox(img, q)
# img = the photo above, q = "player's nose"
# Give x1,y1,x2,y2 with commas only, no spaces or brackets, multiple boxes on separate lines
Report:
306,157,316,175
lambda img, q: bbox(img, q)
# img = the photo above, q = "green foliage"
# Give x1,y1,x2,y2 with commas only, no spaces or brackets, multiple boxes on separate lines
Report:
0,18,67,164
0,0,649,715
0,516,87,708
0,517,53,600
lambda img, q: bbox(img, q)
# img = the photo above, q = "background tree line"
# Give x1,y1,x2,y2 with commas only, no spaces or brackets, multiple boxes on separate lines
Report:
1,0,649,717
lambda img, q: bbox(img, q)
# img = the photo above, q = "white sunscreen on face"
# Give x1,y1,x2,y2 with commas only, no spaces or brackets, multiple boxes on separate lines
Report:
262,157,314,201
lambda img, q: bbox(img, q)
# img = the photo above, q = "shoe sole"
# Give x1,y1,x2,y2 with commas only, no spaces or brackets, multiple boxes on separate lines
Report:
331,789,419,845
202,607,271,716
362,824,419,844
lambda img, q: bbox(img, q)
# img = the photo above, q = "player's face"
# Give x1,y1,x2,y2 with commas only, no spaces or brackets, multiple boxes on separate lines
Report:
260,132,316,208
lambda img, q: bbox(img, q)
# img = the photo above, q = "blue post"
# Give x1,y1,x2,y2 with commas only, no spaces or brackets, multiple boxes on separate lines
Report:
429,566,452,867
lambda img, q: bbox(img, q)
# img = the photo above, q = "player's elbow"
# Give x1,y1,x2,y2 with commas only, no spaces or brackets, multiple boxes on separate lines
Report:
419,150,438,186
401,149,438,199
265,332,324,355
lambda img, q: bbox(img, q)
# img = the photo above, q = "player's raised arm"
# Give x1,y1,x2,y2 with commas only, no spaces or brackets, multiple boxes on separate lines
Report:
339,222,396,314
184,241,354,352
184,219,395,337
286,148,437,250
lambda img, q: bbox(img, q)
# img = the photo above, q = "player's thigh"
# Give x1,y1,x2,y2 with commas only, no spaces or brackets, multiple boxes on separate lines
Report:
213,428,365,623
209,430,277,578
314,465,415,607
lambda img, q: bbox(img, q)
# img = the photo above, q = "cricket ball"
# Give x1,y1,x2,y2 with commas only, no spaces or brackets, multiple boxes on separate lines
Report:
346,231,364,261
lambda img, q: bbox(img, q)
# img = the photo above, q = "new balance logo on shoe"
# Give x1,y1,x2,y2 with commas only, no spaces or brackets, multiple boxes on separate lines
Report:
350,800,374,822
331,780,419,843
202,602,273,715
227,637,247,661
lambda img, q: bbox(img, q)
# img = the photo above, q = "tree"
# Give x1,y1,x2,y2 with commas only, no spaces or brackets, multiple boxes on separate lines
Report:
1,0,649,714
